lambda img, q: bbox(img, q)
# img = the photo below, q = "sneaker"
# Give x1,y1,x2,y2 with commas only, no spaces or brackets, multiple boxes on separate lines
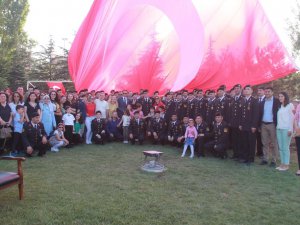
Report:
51,147,59,152
9,151,17,157
123,141,129,144
278,167,288,171
181,155,185,158
190,156,194,159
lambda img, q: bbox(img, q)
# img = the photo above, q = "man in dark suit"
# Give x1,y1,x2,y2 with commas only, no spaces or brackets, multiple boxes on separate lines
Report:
186,92,197,119
167,114,181,146
215,87,231,123
195,115,209,157
205,113,229,159
259,87,280,167
117,90,129,118
91,111,107,144
163,92,176,123
256,86,265,157
205,90,217,126
137,90,153,116
174,93,187,121
195,89,207,120
229,84,243,160
147,111,167,145
129,111,146,145
22,112,48,157
239,85,259,164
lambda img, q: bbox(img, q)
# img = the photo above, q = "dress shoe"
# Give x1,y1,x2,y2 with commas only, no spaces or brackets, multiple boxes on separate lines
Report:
259,160,268,165
269,162,276,167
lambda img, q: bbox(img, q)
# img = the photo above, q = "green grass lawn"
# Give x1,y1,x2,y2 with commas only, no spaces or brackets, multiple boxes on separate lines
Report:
1,143,300,225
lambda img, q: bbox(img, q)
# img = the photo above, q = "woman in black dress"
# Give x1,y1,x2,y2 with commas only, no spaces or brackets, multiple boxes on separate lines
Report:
25,92,41,122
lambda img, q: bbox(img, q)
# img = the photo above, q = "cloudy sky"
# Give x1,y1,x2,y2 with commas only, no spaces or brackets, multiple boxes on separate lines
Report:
24,0,298,57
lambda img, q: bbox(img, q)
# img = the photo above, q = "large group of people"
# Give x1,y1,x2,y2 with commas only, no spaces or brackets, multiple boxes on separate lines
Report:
0,84,300,175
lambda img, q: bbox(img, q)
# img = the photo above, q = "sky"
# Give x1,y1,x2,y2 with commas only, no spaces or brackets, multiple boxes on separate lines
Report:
24,0,298,58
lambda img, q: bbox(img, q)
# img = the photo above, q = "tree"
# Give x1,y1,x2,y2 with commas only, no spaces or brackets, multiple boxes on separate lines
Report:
0,0,30,89
30,37,70,81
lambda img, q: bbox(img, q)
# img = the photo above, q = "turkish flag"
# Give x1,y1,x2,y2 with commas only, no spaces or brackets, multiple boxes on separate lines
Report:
47,82,66,94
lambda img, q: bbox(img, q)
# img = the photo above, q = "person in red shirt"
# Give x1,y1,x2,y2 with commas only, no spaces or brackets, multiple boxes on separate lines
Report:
85,95,96,144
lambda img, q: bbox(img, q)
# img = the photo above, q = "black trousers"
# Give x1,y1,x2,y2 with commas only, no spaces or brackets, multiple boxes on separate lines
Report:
73,133,83,145
130,134,144,145
256,130,263,156
205,141,227,158
12,132,23,152
93,133,106,144
195,136,205,156
151,133,166,145
64,125,74,145
231,127,242,158
29,143,48,156
241,130,256,162
295,137,300,170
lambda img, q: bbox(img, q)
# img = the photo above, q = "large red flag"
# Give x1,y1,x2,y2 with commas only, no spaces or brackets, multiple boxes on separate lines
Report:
68,0,297,92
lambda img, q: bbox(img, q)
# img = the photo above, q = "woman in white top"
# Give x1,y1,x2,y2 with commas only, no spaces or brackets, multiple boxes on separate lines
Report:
276,92,294,171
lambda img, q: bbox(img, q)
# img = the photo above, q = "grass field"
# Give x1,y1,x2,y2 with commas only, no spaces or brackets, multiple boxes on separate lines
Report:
1,143,300,225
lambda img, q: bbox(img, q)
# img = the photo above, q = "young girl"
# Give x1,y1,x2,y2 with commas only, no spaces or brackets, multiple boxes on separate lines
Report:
118,109,131,143
49,123,69,152
73,113,84,145
181,119,198,158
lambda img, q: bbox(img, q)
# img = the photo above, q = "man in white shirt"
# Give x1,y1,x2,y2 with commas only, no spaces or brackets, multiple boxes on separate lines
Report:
94,91,109,119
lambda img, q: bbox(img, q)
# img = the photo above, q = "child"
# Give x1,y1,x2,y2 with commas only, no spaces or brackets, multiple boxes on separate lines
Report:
62,106,75,148
11,105,25,156
91,111,106,144
118,109,131,143
181,119,198,158
49,123,69,152
73,113,84,145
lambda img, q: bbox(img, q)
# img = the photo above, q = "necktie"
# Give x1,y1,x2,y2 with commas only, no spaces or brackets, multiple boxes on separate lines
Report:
259,97,261,102
35,124,37,129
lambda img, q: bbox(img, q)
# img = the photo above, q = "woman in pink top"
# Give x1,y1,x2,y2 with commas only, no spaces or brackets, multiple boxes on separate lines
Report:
181,119,198,158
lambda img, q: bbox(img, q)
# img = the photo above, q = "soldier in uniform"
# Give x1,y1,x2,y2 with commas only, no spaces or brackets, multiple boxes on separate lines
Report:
205,113,229,159
174,93,187,121
22,112,48,157
239,85,259,164
215,86,231,123
91,111,106,144
229,84,243,160
163,92,175,123
129,111,146,145
167,114,181,146
137,90,153,117
195,115,209,157
147,111,167,145
205,90,217,126
195,89,207,120
177,116,189,146
186,92,197,119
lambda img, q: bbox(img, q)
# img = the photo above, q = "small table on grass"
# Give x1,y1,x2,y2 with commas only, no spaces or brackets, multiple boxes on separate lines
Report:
141,151,165,173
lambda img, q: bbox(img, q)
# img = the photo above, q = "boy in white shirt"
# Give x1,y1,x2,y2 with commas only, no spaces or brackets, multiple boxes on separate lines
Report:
62,106,75,148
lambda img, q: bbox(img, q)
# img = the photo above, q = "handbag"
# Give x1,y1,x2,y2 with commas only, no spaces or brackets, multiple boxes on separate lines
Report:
0,127,12,139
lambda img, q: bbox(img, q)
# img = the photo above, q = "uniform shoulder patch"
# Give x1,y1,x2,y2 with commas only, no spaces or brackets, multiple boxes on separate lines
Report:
224,128,228,132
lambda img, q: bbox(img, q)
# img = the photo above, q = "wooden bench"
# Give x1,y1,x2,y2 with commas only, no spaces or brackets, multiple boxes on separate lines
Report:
0,156,26,200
